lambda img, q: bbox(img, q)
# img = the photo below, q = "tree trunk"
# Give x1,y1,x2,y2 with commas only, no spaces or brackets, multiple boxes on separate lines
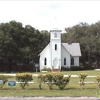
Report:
8,57,13,72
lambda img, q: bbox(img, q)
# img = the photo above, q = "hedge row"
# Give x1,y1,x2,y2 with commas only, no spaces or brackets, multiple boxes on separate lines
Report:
38,73,71,90
0,73,33,89
0,73,100,90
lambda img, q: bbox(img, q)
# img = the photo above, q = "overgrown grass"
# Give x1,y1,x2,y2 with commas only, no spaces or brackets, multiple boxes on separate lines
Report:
0,70,99,97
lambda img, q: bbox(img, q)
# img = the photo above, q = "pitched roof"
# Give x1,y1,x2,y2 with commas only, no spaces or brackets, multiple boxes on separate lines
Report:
39,43,50,56
62,43,81,56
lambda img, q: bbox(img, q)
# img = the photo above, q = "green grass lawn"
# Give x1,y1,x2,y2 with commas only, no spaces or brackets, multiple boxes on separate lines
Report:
0,70,100,97
37,70,100,75
59,70,100,75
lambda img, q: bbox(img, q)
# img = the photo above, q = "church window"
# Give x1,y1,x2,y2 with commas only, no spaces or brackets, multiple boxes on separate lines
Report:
55,44,57,50
54,33,57,38
44,58,47,65
71,57,74,65
64,58,66,65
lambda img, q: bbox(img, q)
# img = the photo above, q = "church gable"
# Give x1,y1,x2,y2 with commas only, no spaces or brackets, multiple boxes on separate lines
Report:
39,43,50,56
39,43,51,70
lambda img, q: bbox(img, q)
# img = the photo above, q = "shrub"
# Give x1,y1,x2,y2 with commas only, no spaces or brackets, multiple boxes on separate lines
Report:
70,66,85,71
61,66,85,71
61,66,70,71
44,73,71,90
41,67,51,72
95,76,100,88
44,73,54,89
79,73,87,82
92,62,97,69
0,75,8,89
79,73,87,89
16,73,33,89
53,74,71,90
38,74,46,89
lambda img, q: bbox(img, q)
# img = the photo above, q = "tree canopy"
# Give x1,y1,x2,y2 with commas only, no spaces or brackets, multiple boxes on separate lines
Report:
0,20,49,71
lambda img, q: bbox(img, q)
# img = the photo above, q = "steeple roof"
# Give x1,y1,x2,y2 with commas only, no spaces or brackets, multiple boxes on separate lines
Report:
50,28,62,32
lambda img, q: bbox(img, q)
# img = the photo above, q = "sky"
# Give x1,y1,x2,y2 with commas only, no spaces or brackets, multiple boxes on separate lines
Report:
0,0,100,32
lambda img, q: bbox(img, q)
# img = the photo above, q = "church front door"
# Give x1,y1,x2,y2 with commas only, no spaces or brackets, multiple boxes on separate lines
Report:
53,59,59,69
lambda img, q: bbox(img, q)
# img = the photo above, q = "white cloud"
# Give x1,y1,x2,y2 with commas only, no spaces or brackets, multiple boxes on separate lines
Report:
0,1,100,32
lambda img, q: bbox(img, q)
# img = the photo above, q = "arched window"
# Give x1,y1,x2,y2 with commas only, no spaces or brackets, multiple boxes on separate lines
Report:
44,58,47,65
71,57,74,65
54,33,57,38
55,44,57,50
64,58,66,65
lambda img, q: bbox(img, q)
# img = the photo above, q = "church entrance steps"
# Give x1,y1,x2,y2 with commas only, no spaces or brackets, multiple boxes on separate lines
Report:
52,69,60,72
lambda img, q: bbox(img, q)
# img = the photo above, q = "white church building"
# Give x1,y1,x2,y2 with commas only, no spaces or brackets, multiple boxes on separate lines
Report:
39,28,81,71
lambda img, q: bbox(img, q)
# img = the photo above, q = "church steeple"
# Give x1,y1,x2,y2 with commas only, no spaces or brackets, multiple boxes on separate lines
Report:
50,28,62,41
50,28,62,70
